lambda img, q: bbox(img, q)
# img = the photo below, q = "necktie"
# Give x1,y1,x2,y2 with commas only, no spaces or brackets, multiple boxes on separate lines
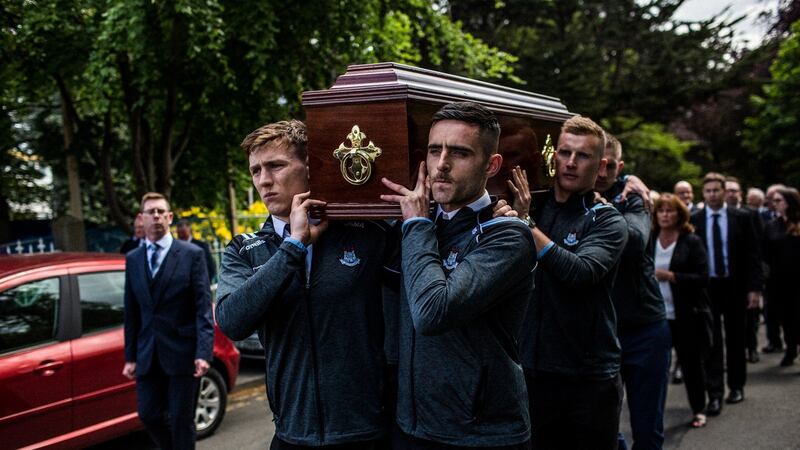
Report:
149,243,162,274
712,213,725,277
283,224,291,239
435,214,449,231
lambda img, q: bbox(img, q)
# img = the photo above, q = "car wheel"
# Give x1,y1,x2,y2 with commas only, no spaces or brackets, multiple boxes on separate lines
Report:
196,367,227,439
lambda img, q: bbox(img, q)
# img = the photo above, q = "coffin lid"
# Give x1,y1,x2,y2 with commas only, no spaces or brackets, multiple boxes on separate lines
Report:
302,62,573,122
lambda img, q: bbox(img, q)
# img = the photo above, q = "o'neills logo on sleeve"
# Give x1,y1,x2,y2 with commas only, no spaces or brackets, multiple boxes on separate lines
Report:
563,230,580,246
339,247,361,267
443,247,460,271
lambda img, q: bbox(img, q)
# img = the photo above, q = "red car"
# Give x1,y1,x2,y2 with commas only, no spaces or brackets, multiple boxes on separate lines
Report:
0,253,239,449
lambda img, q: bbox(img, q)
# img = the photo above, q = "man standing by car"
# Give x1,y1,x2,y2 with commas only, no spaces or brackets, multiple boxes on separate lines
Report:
122,192,214,450
176,219,217,283
215,120,397,449
381,102,536,449
507,116,628,450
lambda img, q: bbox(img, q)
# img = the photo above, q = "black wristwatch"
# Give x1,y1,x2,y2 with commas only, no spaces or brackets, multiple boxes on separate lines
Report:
522,214,536,229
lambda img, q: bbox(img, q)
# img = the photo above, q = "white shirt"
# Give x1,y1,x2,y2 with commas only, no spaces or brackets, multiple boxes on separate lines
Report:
271,216,314,278
435,191,492,220
655,240,677,320
704,204,730,277
145,233,174,276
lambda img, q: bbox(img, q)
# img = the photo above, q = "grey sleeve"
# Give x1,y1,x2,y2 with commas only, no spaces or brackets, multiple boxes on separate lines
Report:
539,210,629,286
215,240,305,340
401,220,536,336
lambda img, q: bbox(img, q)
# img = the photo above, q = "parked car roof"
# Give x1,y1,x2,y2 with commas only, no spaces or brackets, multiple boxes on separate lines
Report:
0,252,124,278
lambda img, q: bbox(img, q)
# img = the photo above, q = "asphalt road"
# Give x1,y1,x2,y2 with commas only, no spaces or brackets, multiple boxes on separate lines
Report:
95,346,800,449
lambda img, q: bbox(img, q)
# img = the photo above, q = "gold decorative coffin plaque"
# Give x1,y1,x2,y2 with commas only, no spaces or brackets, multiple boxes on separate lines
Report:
302,62,574,219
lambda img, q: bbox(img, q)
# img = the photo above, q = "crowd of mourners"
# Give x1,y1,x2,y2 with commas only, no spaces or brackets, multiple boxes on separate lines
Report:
132,101,797,450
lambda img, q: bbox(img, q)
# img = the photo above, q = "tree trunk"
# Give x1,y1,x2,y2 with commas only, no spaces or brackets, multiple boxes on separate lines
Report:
227,174,238,239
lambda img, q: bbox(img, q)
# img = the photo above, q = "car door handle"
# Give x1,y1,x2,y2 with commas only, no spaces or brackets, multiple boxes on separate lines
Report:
33,360,64,376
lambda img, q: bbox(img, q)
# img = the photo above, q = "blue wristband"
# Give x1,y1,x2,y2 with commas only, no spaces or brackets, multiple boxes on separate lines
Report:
284,237,306,252
538,241,555,259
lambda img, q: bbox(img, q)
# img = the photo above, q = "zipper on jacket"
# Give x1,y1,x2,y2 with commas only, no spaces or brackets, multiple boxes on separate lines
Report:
409,331,417,432
303,264,326,443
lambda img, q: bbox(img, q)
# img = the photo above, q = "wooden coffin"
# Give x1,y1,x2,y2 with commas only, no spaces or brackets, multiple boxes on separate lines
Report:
302,62,573,219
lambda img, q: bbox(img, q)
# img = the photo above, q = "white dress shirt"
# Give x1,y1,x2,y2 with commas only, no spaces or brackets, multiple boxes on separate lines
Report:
435,190,492,220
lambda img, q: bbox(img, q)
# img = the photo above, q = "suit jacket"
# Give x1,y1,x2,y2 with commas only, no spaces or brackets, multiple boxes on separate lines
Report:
690,207,764,294
120,237,143,254
124,238,214,376
188,238,217,281
649,233,713,350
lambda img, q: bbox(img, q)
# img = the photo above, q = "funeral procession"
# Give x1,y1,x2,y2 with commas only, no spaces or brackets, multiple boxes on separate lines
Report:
3,1,800,449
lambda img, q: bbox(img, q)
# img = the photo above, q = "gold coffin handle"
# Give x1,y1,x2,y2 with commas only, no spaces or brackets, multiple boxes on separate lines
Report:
541,134,556,178
333,125,382,185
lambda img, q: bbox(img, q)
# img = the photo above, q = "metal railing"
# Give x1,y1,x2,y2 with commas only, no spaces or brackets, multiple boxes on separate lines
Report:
1,238,57,255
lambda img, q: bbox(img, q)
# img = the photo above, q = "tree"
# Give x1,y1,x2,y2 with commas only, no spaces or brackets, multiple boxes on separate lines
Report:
3,0,520,237
744,20,800,187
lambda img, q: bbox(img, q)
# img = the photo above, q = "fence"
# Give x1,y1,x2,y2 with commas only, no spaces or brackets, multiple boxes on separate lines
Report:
1,238,56,254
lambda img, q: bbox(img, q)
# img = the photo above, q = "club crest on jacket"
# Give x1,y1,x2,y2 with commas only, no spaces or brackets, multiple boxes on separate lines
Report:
443,247,460,271
563,230,580,246
339,248,361,267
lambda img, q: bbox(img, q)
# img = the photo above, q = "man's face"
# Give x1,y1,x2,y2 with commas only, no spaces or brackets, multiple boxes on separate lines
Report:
674,183,694,205
141,199,173,241
427,120,500,212
133,216,145,239
176,224,191,240
766,188,780,212
594,148,623,193
703,181,725,209
746,192,763,209
555,132,605,196
249,142,309,221
725,181,742,207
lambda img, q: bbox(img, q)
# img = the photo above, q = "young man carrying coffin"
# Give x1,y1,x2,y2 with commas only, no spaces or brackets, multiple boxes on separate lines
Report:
507,116,629,450
381,102,536,449
215,121,399,449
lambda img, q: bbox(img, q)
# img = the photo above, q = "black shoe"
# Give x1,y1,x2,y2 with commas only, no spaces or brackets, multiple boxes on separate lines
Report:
780,353,797,367
671,367,683,384
747,349,760,363
706,398,723,416
726,389,744,404
762,344,784,354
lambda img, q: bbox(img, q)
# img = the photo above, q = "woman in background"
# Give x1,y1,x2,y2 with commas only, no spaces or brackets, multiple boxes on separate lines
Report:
763,187,800,367
650,193,713,428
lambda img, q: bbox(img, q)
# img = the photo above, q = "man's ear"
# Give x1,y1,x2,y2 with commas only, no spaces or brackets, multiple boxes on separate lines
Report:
618,160,625,174
597,157,608,178
486,153,503,178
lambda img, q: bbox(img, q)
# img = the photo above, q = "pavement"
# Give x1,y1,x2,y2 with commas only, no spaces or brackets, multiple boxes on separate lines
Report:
95,340,800,449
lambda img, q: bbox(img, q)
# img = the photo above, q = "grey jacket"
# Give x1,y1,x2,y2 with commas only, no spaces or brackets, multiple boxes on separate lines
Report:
522,190,628,379
215,218,396,446
396,205,536,447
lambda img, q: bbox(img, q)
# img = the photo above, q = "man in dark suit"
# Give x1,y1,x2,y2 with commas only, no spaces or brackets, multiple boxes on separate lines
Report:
123,192,214,450
176,219,217,283
691,173,763,416
120,215,146,254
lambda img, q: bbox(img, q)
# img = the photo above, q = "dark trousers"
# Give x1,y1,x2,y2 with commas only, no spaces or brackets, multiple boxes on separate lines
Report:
136,357,199,450
529,372,622,450
271,437,381,450
618,320,671,450
764,291,784,348
390,425,529,450
669,320,709,414
706,278,747,398
776,289,800,356
745,308,760,352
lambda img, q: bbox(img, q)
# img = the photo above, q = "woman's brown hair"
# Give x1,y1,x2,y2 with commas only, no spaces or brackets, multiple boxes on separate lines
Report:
778,187,800,236
652,193,695,234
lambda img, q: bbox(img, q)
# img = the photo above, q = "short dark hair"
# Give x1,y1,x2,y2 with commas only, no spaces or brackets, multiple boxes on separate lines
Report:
703,172,726,187
176,219,192,228
241,120,307,161
431,102,501,158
